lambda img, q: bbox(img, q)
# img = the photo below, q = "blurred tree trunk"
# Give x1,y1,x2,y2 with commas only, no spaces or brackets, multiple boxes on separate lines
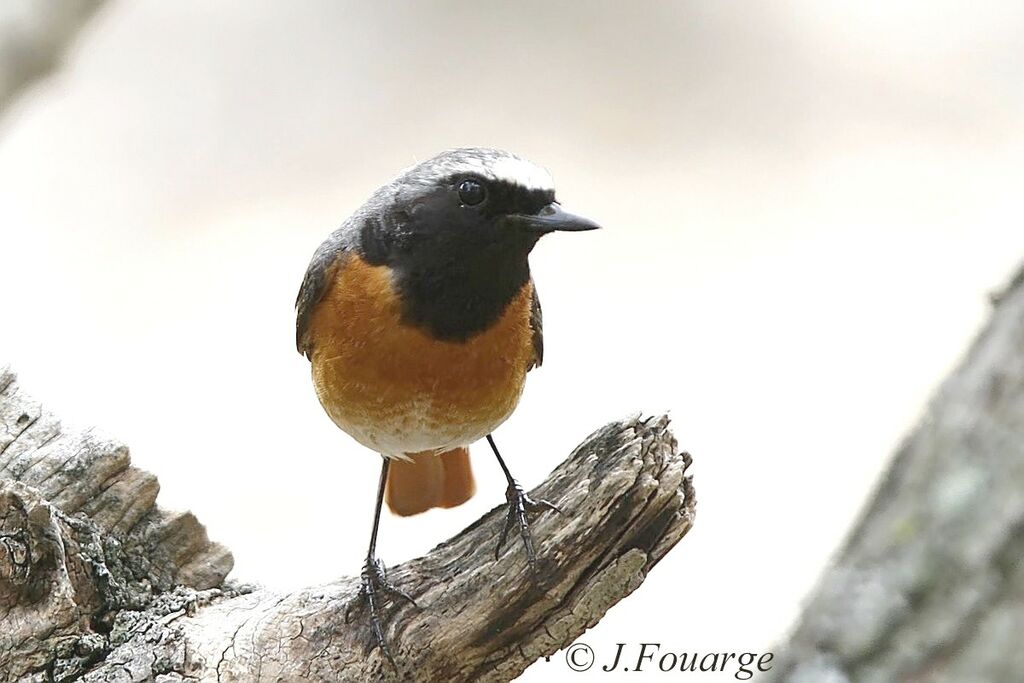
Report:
0,0,106,115
772,265,1024,683
0,367,694,682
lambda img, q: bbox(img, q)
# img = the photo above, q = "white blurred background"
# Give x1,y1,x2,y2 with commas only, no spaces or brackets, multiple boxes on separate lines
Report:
2,1,1023,680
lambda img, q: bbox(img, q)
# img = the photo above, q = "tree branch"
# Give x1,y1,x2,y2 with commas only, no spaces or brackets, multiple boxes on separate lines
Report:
0,368,695,682
0,0,107,116
771,262,1024,683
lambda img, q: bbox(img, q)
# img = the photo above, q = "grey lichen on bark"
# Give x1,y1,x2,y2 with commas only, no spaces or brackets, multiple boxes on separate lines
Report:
0,368,234,682
771,262,1024,683
0,366,695,682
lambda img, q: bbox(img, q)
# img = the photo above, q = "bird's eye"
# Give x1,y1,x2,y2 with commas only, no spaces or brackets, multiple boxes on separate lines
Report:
457,178,487,206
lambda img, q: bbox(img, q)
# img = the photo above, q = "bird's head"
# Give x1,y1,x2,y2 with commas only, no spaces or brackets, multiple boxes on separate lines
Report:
369,148,600,262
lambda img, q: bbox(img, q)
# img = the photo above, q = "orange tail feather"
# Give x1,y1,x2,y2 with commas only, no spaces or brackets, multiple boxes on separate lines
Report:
385,447,475,516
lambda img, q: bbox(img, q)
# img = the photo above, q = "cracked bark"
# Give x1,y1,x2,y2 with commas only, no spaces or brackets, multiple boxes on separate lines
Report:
0,367,695,682
771,263,1024,683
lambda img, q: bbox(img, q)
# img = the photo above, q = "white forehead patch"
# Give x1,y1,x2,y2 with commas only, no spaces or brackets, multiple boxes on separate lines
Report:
487,156,555,192
402,149,557,193
444,154,554,192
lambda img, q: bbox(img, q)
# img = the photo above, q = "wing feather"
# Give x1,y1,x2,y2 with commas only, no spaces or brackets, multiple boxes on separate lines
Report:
529,281,543,370
295,242,349,359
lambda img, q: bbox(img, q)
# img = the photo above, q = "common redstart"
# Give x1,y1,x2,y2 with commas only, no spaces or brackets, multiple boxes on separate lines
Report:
295,148,599,662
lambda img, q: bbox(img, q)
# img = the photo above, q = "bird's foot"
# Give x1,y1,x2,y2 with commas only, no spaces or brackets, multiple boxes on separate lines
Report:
344,555,417,667
494,480,561,570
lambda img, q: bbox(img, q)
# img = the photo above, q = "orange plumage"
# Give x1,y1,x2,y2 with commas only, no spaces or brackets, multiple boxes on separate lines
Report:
384,447,475,516
305,253,537,514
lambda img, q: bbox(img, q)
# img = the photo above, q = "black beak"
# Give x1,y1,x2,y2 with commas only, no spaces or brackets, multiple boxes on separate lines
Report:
518,203,601,234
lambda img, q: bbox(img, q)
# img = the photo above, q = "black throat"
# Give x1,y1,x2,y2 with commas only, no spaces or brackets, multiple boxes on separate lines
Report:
357,176,550,342
358,212,535,342
389,243,532,342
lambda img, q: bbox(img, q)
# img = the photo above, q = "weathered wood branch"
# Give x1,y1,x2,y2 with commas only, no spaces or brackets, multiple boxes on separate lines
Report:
0,368,694,682
0,0,107,116
772,264,1024,683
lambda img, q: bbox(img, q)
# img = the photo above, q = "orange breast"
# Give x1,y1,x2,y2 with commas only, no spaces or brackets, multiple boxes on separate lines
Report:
306,254,536,456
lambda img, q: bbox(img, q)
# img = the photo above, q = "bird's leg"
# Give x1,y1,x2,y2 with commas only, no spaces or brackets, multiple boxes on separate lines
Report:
487,434,561,570
344,458,417,668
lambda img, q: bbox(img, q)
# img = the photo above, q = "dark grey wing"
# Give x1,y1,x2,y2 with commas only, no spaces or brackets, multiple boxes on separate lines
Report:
295,237,349,359
529,280,543,370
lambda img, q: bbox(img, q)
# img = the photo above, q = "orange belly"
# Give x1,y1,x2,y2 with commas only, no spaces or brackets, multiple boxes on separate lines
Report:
307,254,535,456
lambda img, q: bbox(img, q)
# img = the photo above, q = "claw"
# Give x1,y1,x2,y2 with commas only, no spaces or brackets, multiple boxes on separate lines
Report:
494,481,560,570
345,556,418,669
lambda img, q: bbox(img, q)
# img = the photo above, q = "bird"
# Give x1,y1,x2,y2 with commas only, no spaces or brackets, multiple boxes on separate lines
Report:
294,147,599,663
